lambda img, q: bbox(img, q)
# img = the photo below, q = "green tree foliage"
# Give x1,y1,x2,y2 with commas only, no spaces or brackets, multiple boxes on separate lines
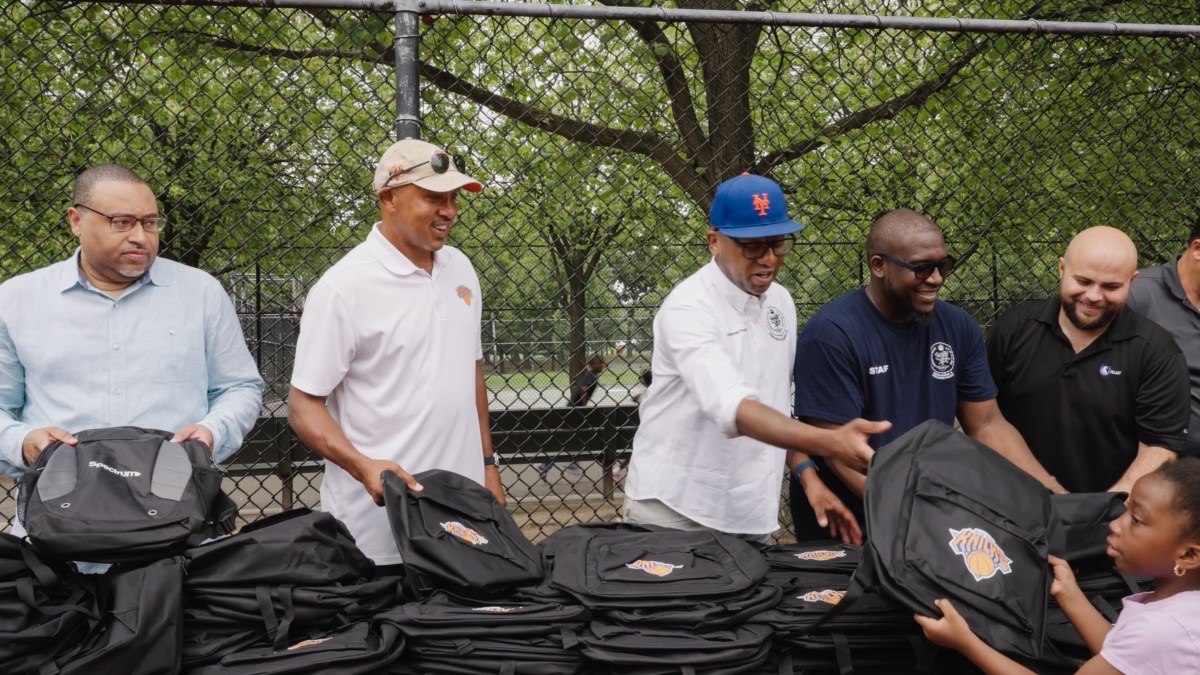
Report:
1,0,1196,383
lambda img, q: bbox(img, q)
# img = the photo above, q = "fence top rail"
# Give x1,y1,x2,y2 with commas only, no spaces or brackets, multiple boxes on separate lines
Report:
74,0,1200,37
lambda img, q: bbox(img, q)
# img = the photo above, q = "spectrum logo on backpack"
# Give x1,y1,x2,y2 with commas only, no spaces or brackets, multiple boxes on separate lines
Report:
87,460,141,478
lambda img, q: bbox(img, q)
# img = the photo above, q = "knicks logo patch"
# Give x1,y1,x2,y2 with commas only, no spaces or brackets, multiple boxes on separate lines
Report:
626,559,684,577
794,550,847,562
287,637,332,650
800,589,846,605
440,521,489,546
948,527,1013,582
456,285,473,306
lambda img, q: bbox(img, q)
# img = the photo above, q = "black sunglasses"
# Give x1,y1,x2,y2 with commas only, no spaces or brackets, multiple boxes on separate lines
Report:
729,235,796,260
385,151,464,184
875,253,957,280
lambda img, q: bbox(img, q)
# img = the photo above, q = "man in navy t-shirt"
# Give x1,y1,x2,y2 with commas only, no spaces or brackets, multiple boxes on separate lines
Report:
789,209,1064,543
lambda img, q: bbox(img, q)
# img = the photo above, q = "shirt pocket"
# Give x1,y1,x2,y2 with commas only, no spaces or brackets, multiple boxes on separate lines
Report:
128,309,207,385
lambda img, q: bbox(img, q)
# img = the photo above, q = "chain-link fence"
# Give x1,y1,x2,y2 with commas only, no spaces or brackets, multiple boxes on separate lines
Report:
1,0,1197,541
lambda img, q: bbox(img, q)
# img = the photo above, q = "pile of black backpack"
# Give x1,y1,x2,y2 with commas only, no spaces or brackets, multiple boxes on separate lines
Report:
5,423,1150,675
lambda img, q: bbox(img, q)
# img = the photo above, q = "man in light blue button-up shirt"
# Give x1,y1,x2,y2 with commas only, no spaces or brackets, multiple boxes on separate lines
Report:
0,164,263,479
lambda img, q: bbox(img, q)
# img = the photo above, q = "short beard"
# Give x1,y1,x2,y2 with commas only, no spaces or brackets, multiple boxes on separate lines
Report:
1063,299,1119,331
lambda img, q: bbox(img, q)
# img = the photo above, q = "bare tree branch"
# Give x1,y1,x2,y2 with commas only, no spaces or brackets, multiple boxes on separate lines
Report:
757,36,991,173
419,62,706,202
599,0,708,166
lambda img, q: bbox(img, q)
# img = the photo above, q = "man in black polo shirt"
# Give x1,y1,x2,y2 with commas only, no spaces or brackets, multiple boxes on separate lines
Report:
1127,221,1200,462
988,225,1190,493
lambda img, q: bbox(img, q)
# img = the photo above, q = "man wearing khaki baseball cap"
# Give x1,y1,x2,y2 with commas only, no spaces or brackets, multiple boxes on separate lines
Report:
288,138,501,573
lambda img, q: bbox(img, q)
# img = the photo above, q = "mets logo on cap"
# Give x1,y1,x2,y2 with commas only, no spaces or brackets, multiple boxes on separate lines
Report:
948,527,1013,582
626,559,685,577
794,549,847,562
800,589,846,605
441,521,489,546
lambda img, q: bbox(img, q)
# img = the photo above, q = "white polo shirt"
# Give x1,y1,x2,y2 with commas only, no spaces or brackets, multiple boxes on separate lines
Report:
291,224,484,565
624,260,797,535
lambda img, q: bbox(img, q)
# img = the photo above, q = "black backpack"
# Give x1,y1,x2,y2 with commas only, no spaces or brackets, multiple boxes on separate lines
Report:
17,426,236,564
382,591,590,675
833,420,1052,661
0,533,96,674
545,526,769,611
53,556,185,675
181,509,402,669
187,619,405,675
383,469,543,597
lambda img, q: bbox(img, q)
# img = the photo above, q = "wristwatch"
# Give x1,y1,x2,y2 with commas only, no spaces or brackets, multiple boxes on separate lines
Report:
483,454,501,468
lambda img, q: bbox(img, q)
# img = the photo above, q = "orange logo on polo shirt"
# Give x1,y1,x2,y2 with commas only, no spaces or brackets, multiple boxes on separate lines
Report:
441,521,489,545
456,285,472,306
948,527,1013,582
800,589,846,605
752,193,770,216
287,637,332,650
794,549,847,562
626,559,684,577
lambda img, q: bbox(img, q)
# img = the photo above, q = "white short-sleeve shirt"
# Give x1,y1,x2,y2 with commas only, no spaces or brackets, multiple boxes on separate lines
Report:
624,260,797,535
291,224,484,565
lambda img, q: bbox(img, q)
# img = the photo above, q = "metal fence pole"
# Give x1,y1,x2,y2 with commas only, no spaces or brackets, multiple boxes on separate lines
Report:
394,0,422,139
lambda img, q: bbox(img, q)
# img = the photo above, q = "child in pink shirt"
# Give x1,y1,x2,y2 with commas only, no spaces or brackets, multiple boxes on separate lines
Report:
915,457,1200,674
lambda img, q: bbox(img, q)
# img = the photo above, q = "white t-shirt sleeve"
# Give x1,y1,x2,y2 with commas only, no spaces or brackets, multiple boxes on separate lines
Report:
290,281,356,397
658,300,757,437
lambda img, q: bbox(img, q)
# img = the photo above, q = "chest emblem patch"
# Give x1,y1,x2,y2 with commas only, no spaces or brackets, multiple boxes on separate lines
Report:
456,285,473,306
441,521,489,545
948,527,1013,582
626,559,684,577
794,549,847,562
766,306,787,341
1099,364,1122,377
930,342,956,380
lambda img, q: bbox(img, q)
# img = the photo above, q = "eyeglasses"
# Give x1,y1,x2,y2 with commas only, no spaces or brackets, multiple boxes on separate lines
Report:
875,253,957,280
729,235,796,260
74,203,166,233
384,151,464,185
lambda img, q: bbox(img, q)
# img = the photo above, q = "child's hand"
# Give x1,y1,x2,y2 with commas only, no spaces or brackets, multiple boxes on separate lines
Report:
1048,555,1081,601
914,598,976,651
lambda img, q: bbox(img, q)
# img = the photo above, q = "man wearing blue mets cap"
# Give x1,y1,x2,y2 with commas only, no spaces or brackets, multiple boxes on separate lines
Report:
623,173,891,542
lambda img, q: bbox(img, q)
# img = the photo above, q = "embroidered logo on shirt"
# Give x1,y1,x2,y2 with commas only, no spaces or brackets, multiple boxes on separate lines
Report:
626,560,685,577
930,342,956,380
440,521,489,545
456,285,473,306
868,365,890,375
1099,365,1122,377
88,461,141,478
794,549,848,562
800,589,846,605
752,193,770,216
767,306,787,341
948,527,1013,582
